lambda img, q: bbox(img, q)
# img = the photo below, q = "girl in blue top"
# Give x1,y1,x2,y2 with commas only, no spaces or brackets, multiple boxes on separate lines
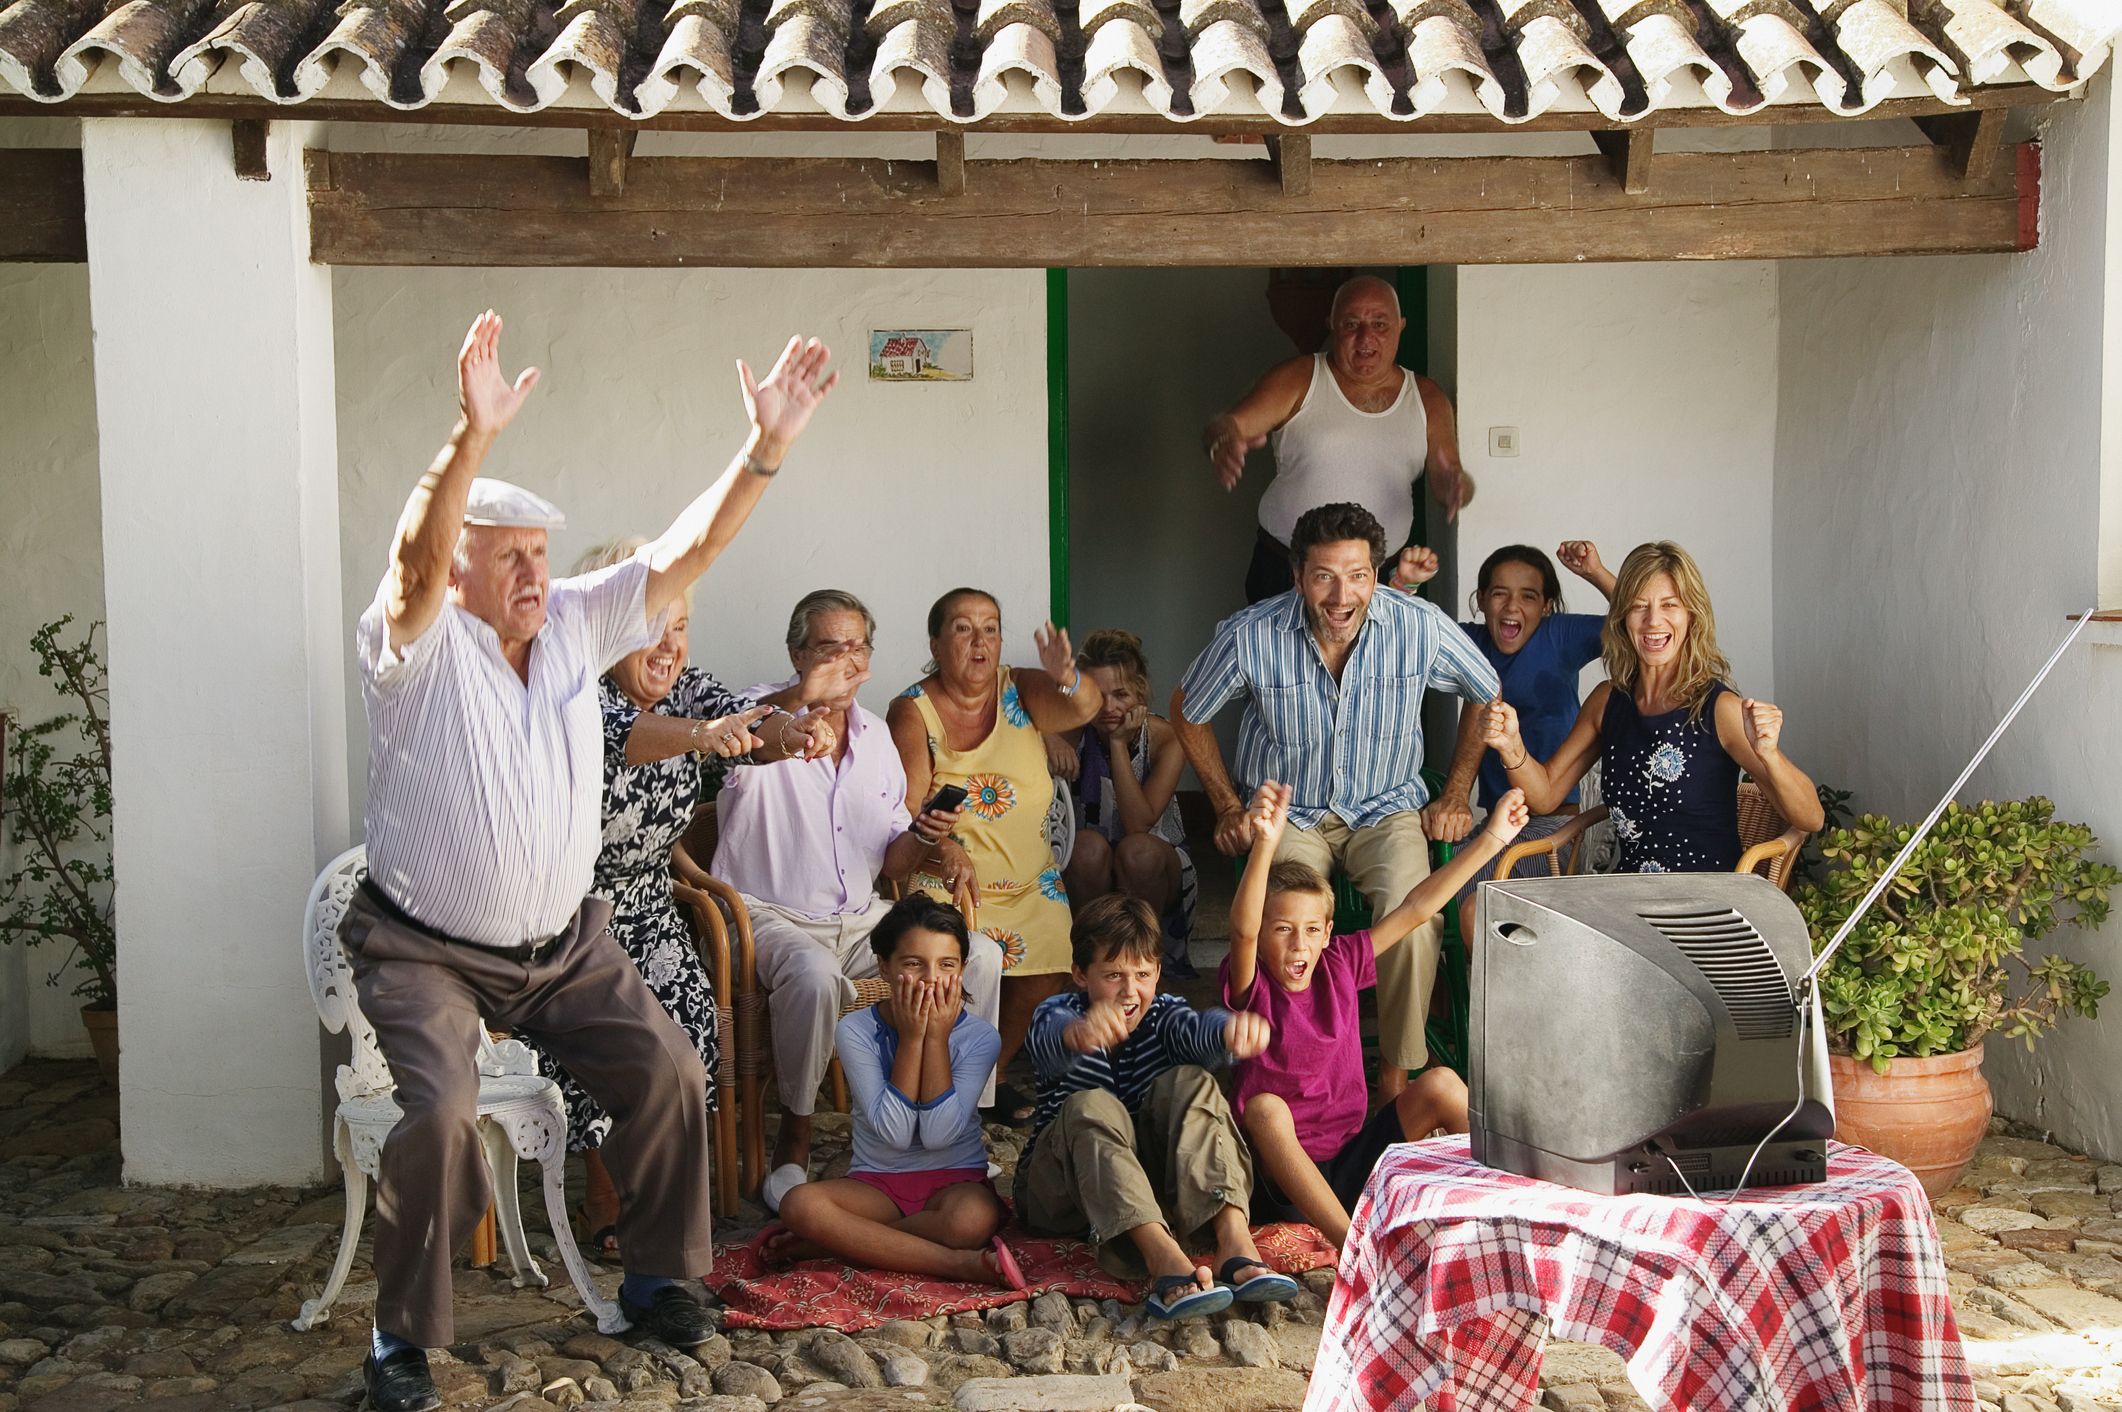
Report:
1425,542,1614,894
768,896,1027,1289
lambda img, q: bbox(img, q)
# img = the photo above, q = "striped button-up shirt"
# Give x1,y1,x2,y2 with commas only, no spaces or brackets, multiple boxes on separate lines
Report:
356,556,661,947
1177,587,1499,830
1025,992,1233,1140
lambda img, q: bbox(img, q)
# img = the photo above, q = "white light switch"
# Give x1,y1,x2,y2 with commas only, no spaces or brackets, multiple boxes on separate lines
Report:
1489,427,1521,458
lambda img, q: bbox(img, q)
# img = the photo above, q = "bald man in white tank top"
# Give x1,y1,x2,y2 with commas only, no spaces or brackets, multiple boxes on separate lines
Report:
1204,276,1474,605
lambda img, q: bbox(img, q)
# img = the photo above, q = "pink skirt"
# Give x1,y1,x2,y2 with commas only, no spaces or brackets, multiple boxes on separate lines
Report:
849,1165,995,1217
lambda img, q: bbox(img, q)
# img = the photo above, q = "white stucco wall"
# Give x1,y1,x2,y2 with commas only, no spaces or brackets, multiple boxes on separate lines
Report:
1775,89,2122,1158
0,262,102,1066
1451,262,1781,702
332,267,1049,837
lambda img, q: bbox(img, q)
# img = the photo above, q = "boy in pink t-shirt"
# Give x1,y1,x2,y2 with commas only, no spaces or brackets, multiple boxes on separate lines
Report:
1221,780,1528,1246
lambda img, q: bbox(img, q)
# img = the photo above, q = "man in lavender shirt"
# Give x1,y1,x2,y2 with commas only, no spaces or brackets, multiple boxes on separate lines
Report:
714,590,1004,1212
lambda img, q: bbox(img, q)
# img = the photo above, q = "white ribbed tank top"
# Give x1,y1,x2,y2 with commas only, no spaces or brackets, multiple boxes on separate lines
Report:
1260,354,1428,552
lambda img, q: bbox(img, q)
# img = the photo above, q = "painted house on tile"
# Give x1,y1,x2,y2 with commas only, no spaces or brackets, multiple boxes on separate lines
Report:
877,336,931,377
4,0,2122,1191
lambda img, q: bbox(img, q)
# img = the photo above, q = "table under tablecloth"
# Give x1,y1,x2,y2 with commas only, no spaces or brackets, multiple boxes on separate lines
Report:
1304,1136,1973,1412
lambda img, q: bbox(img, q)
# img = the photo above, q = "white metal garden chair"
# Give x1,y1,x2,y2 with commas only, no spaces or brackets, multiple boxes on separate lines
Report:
295,845,626,1334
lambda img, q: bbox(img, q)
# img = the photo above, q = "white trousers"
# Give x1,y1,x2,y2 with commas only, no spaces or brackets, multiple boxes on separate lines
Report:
743,892,1003,1115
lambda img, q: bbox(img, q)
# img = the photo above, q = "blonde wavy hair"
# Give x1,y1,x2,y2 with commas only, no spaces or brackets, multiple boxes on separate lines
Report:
1076,628,1153,705
1601,541,1731,723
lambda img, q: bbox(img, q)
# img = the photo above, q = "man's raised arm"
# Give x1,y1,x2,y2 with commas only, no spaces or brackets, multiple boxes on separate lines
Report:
385,310,541,651
641,337,839,620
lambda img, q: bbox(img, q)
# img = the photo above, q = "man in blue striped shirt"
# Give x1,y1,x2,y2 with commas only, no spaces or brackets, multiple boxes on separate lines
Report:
1172,501,1499,1104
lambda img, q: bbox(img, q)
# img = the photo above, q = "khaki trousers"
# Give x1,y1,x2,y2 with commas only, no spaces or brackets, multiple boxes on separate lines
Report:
745,893,1003,1115
343,890,714,1348
1273,809,1439,1071
1015,1066,1251,1276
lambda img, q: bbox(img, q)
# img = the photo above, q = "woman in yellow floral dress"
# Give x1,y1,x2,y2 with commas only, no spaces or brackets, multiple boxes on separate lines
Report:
888,587,1102,1124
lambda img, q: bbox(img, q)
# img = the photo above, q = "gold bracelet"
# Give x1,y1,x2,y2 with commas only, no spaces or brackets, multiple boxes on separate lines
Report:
689,717,711,759
1506,752,1528,770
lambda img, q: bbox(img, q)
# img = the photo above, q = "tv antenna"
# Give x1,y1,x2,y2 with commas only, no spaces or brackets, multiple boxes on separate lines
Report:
1798,606,2100,991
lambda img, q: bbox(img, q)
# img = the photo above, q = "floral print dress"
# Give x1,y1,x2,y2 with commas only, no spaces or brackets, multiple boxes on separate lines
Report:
903,665,1074,976
519,667,748,1151
1598,679,1743,874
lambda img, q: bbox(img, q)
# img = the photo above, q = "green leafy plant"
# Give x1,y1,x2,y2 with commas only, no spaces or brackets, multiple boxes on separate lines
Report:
0,617,116,1008
1796,798,2112,1072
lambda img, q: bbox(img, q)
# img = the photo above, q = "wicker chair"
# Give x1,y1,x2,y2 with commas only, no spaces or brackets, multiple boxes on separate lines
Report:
673,804,893,1201
1491,780,1811,888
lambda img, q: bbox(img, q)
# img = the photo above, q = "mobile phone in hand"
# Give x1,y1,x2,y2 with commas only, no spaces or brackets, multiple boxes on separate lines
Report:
923,784,968,816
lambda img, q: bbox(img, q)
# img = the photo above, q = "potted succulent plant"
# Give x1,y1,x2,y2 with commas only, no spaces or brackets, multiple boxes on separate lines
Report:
0,617,118,1080
1795,797,2112,1195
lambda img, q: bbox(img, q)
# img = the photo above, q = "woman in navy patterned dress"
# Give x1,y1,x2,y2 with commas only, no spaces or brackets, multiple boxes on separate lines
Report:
1477,541,1824,873
519,540,837,1249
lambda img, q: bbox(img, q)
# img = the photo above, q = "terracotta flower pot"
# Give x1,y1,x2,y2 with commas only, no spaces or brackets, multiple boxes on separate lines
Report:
1829,1043,1991,1197
79,1004,118,1085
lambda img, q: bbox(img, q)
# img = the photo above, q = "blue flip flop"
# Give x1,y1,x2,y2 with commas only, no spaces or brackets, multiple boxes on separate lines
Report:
1218,1256,1300,1303
1147,1273,1234,1321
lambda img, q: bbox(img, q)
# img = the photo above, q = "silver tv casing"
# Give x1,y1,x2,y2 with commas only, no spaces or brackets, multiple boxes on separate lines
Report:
1469,872,1836,1197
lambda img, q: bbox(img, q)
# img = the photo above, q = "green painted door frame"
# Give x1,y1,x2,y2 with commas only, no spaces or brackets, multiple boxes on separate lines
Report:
1047,268,1070,630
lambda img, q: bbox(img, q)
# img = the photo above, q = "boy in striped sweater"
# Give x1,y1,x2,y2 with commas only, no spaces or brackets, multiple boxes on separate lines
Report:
1015,895,1301,1320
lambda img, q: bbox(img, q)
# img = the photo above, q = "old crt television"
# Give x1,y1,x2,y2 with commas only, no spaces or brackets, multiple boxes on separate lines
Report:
1469,872,1837,1197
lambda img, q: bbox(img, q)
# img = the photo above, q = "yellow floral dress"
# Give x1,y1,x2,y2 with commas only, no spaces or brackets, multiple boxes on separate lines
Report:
904,665,1073,976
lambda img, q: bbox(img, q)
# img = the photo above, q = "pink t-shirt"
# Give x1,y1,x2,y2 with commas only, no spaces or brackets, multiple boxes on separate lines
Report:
1220,930,1376,1162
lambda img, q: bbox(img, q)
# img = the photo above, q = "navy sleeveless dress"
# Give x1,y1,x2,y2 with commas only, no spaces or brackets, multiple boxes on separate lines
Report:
1598,680,1742,873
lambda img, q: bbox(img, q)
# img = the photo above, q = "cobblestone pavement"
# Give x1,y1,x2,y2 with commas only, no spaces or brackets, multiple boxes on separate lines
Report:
2,1056,2118,1412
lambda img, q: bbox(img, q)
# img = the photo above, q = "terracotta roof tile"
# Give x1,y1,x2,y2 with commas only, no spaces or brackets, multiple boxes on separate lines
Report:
0,0,2110,121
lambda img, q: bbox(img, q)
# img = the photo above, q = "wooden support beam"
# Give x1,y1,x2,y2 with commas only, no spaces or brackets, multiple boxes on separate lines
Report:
1914,107,2009,181
1266,134,1311,197
0,149,87,261
306,143,2037,268
232,119,270,180
1591,127,1652,193
936,129,965,196
588,127,636,198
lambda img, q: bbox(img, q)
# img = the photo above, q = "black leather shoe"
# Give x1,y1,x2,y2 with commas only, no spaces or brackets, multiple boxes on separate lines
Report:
620,1283,718,1346
363,1347,440,1412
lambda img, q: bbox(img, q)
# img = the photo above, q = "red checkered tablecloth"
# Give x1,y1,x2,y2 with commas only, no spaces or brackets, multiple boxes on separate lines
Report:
1305,1137,1973,1412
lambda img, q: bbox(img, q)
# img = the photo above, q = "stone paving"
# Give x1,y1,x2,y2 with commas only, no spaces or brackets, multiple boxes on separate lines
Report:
2,1054,2119,1412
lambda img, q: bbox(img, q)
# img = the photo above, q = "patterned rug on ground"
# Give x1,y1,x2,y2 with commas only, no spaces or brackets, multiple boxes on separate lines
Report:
709,1220,1338,1330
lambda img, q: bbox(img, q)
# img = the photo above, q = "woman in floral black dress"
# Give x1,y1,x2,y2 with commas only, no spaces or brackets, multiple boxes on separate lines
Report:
521,541,840,1248
1478,540,1824,874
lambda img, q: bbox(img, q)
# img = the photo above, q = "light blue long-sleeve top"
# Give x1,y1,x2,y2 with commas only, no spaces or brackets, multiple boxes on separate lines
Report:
836,1004,1000,1174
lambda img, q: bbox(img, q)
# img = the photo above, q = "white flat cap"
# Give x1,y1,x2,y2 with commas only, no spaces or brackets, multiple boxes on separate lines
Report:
464,478,565,530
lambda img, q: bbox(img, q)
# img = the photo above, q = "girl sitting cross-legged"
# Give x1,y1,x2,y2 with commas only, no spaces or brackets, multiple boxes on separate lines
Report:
767,895,1029,1290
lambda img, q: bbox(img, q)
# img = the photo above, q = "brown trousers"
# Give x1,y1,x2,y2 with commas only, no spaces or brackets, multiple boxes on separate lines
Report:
342,891,714,1347
1014,1066,1251,1276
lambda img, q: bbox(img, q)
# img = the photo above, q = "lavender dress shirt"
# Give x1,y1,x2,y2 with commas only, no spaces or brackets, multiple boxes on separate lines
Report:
711,676,912,920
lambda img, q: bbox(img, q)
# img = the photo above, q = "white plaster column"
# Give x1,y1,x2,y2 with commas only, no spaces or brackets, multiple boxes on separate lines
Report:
80,118,347,1186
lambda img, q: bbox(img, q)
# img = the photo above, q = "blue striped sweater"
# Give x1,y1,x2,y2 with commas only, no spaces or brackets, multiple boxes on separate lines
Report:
1025,992,1233,1139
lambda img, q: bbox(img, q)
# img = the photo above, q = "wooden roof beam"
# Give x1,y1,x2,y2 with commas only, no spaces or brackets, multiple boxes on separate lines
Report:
588,127,636,197
304,142,2038,268
937,129,966,196
1591,127,1653,194
0,148,86,261
1267,134,1311,197
1914,106,2009,181
232,119,270,180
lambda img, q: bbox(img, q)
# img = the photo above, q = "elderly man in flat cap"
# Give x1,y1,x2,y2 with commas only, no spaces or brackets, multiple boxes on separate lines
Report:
345,310,838,1412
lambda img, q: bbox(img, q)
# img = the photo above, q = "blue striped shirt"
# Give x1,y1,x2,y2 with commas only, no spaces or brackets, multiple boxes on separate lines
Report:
1026,992,1233,1139
1176,587,1500,830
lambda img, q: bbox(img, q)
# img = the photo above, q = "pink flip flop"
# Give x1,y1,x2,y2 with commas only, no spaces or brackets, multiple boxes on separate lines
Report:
989,1236,1028,1292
